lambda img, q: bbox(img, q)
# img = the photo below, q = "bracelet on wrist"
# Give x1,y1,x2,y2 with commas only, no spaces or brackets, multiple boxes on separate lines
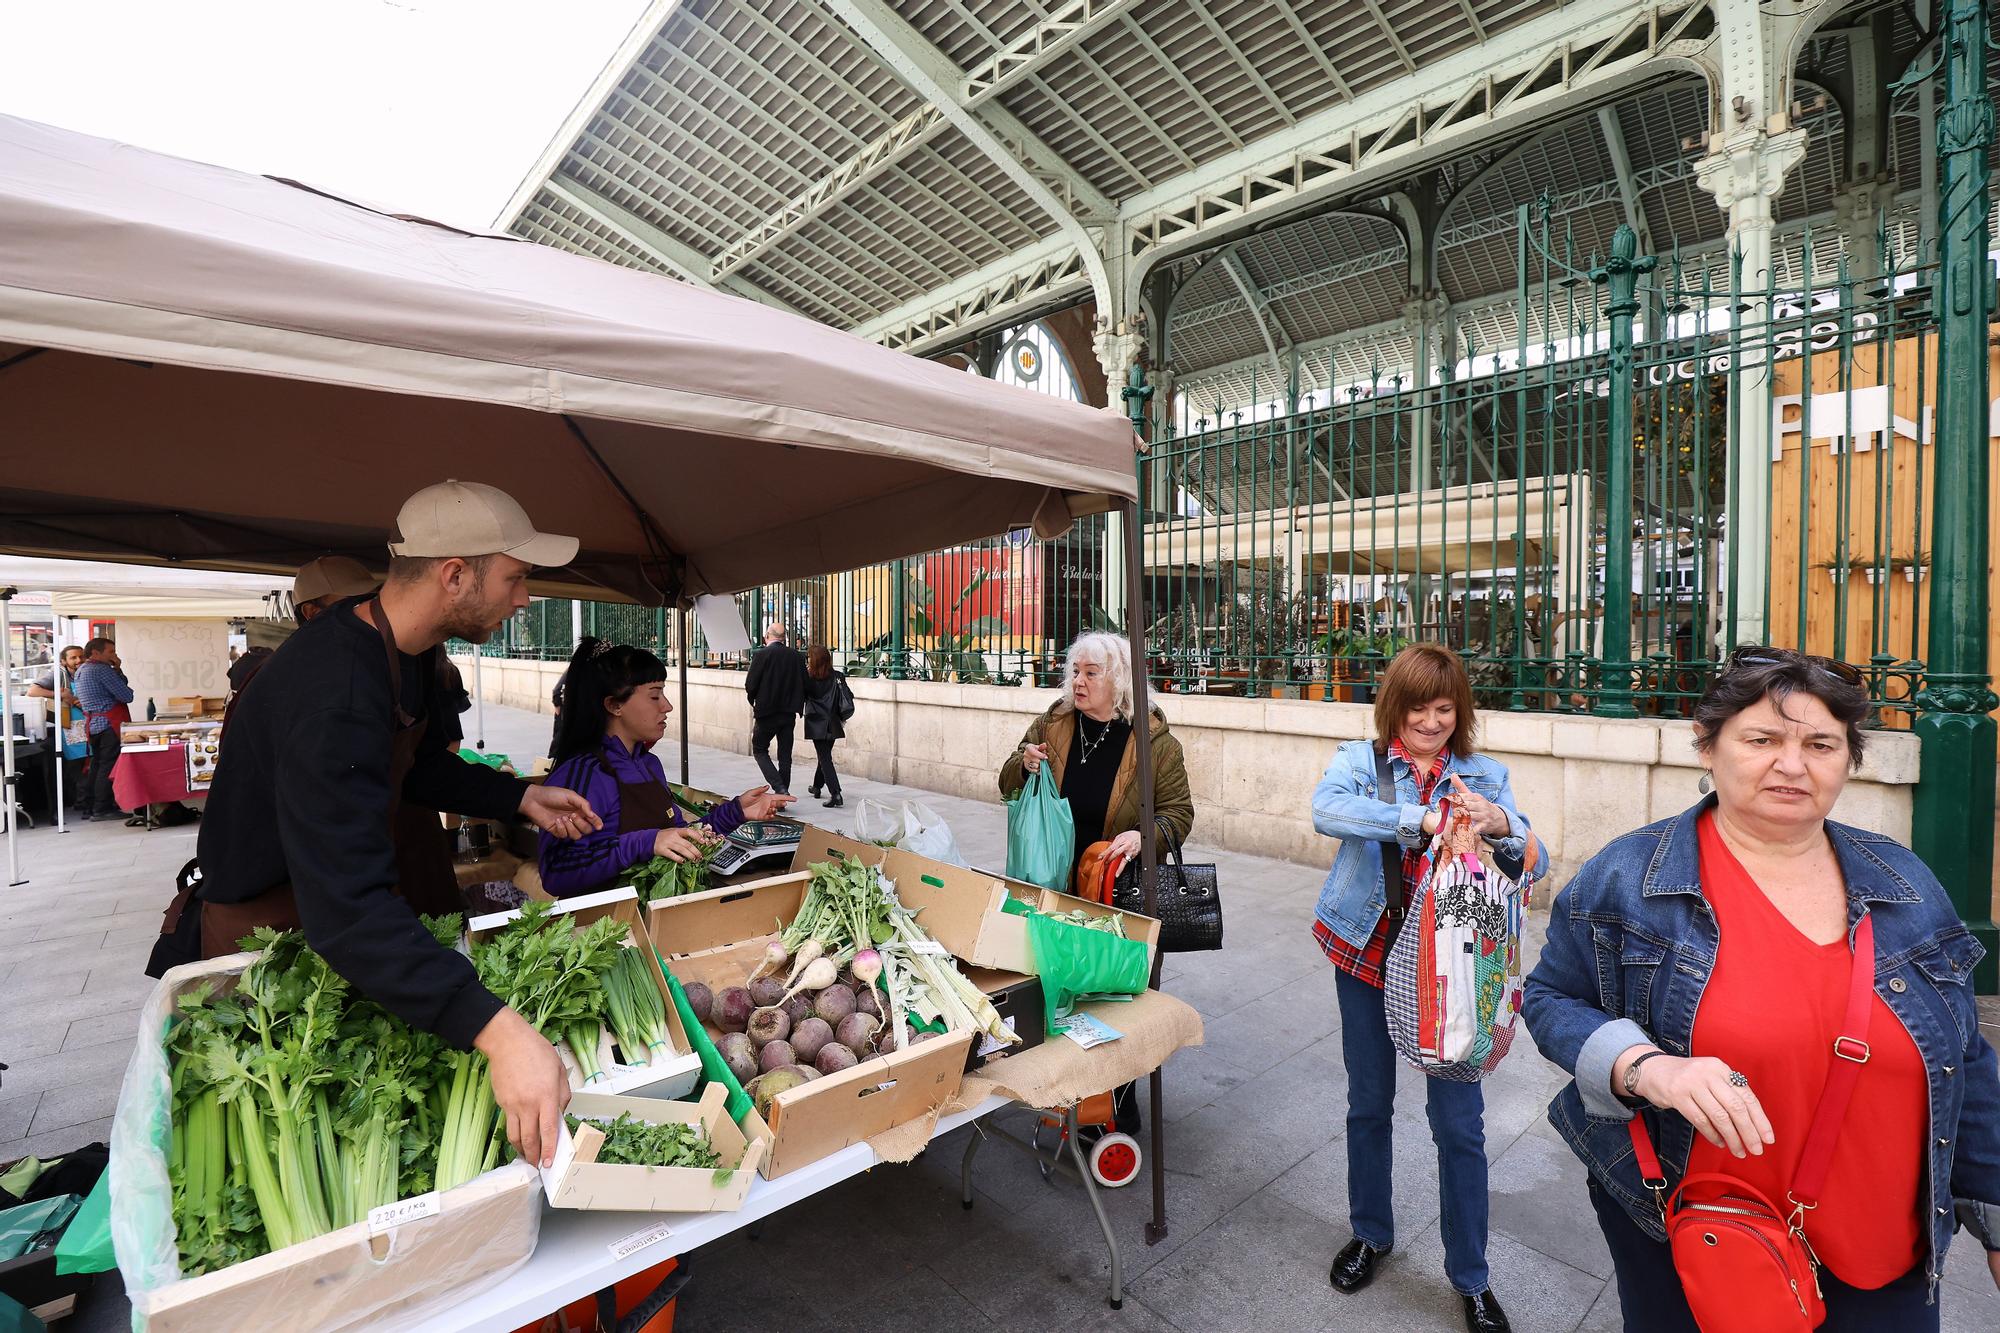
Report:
1622,1048,1668,1099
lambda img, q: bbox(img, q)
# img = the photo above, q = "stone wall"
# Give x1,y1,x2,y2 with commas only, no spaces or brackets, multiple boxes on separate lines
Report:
458,656,1927,888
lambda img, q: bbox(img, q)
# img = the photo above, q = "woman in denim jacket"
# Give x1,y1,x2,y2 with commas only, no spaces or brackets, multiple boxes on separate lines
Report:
1310,644,1548,1333
1523,647,2000,1329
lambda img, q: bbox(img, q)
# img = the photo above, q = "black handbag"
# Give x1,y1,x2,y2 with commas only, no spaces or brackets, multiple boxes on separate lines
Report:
1112,818,1223,952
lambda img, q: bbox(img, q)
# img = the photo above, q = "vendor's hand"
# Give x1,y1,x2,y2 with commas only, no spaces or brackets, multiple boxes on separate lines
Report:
735,785,795,821
60,689,77,707
1021,742,1049,774
1107,829,1143,871
519,784,602,840
1421,808,1443,836
1448,776,1512,839
1633,1054,1775,1160
475,1008,570,1168
653,824,721,862
1987,1247,2000,1292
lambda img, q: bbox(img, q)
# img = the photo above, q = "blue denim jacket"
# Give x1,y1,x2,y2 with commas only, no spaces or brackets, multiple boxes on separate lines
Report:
1521,795,2000,1293
1310,739,1549,948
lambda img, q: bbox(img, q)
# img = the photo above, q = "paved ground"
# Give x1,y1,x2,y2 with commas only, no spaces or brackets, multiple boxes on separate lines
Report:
5,702,1999,1331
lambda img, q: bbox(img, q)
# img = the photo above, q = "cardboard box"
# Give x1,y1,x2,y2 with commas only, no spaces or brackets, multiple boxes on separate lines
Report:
964,966,1047,1067
117,955,542,1333
646,877,972,1179
468,888,702,1101
788,827,1161,974
540,1083,766,1212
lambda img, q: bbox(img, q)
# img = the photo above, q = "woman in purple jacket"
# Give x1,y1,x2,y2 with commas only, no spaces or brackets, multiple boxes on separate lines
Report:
539,639,792,896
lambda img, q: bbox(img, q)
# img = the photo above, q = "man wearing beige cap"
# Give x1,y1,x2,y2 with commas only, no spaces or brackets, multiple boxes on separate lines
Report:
171,481,601,1169
291,554,379,623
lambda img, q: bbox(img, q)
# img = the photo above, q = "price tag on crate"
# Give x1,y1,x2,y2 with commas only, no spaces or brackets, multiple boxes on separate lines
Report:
609,1219,676,1261
367,1191,442,1235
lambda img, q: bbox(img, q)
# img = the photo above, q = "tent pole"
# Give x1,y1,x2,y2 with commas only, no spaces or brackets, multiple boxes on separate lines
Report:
1121,492,1167,1244
472,651,486,752
677,609,690,785
51,613,66,835
2,588,23,886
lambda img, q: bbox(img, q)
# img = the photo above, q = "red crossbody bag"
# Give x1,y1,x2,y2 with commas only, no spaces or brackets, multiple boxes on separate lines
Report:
1626,914,1875,1331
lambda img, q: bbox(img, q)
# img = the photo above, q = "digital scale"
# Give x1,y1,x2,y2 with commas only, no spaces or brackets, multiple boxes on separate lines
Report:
706,818,803,877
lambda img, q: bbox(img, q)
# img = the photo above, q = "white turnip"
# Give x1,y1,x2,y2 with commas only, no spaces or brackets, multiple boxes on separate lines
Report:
777,958,838,1005
850,949,883,988
748,939,789,985
783,940,825,989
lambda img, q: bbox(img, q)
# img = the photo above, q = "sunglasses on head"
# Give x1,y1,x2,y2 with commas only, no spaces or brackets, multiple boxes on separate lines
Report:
1723,646,1864,687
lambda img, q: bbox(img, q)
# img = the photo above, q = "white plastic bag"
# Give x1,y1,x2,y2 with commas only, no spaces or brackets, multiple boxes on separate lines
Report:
854,797,902,846
896,800,968,866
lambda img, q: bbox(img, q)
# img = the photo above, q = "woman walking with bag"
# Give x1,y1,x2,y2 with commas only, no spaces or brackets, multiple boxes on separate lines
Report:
1310,643,1547,1333
1523,646,2000,1330
802,644,852,807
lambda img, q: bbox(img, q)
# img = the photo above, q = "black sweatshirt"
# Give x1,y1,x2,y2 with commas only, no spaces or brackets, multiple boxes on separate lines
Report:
196,598,525,1049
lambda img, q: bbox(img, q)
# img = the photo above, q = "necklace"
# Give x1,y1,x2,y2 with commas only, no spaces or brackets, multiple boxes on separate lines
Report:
1077,713,1116,765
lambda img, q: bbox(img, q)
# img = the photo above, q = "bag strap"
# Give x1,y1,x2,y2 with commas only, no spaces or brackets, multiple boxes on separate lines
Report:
1625,912,1875,1218
1373,748,1409,917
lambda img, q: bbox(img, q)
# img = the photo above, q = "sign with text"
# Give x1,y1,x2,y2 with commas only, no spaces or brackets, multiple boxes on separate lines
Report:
117,619,228,716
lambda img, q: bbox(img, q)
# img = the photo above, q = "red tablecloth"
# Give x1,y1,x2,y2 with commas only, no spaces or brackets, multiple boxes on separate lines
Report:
112,744,205,807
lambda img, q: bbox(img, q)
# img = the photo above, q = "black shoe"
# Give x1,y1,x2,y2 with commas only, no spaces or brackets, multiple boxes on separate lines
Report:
824,795,844,808
807,786,822,799
1328,1239,1389,1293
79,812,93,822
1462,1290,1510,1333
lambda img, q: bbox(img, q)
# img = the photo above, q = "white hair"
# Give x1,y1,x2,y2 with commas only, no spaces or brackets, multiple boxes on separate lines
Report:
1062,631,1135,722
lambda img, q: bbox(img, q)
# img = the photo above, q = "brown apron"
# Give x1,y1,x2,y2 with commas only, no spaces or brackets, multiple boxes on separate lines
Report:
195,598,461,957
595,747,680,838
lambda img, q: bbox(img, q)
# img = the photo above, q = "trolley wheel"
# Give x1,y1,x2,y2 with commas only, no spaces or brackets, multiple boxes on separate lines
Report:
1089,1132,1142,1188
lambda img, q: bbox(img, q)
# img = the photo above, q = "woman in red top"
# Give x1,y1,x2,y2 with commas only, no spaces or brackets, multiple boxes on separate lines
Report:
1524,647,2000,1330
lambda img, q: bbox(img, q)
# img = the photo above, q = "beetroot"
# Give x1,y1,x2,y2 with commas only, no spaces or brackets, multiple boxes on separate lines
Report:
744,1066,809,1117
835,966,858,991
747,976,786,1010
746,1005,790,1048
784,1063,821,1082
835,1012,879,1051
681,981,714,1026
783,993,816,1029
716,1032,757,1085
715,986,753,1032
813,985,857,1026
852,985,882,1019
790,1016,834,1063
815,1042,858,1075
758,1039,797,1074
909,1029,937,1045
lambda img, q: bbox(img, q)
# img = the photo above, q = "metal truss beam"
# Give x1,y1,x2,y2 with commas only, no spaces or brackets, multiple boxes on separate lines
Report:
850,236,1091,352
541,176,809,317
710,0,1120,283
1597,106,1657,254
1121,0,1710,264
1220,251,1292,387
854,0,1709,357
1172,240,1408,326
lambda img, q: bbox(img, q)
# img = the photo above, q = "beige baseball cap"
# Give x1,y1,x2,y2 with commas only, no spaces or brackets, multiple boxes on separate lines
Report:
293,555,378,605
389,480,579,568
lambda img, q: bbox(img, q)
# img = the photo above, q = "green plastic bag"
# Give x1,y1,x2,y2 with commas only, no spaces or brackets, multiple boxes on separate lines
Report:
0,1291,46,1333
1024,911,1149,1032
0,1196,78,1263
1005,765,1075,891
658,959,752,1125
52,1172,113,1275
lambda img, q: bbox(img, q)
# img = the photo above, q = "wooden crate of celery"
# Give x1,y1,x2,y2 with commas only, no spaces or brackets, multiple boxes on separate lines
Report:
466,890,702,1101
648,853,1009,1178
110,898,709,1331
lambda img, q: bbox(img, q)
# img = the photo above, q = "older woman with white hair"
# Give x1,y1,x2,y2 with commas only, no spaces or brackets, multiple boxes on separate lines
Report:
998,630,1195,896
998,630,1195,1137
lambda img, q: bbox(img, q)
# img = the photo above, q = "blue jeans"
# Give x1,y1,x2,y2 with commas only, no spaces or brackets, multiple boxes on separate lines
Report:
1335,967,1491,1295
1587,1175,1938,1331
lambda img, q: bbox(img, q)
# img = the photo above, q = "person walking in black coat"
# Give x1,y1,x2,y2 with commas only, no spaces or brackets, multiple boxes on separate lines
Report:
744,622,807,793
802,644,854,807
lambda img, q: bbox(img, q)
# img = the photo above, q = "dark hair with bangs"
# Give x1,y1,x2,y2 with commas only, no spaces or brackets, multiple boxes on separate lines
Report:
1372,642,1478,760
1692,645,1869,769
551,637,668,763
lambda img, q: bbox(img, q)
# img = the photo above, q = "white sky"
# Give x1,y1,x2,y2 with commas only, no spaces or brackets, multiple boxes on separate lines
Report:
0,0,653,232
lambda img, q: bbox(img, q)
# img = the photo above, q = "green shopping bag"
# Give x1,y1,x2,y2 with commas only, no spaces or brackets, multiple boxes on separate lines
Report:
1022,909,1150,1032
52,1172,112,1275
1005,765,1075,891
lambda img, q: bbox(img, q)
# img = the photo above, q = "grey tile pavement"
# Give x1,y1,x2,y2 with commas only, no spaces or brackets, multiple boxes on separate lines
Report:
4,700,1997,1332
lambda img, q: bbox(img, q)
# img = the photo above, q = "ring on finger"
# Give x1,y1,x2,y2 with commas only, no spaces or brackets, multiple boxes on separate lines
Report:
1726,1071,1750,1089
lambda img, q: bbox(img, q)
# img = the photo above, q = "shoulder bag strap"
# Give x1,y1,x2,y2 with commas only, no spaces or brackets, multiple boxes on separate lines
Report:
1790,911,1875,1209
1625,913,1875,1214
1374,748,1408,916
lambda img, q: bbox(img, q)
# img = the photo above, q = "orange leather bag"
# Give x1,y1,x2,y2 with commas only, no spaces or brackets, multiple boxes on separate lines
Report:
1073,840,1120,903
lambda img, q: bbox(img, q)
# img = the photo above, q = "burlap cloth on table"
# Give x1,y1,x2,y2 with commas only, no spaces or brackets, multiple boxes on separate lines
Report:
865,988,1205,1163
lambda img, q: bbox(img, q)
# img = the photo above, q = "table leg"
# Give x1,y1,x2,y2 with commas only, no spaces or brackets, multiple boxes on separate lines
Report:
1063,1105,1123,1310
960,1124,982,1210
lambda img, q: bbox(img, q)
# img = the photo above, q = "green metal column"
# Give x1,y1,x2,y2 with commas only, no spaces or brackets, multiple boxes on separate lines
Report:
1591,225,1655,718
889,558,908,680
1912,0,1999,992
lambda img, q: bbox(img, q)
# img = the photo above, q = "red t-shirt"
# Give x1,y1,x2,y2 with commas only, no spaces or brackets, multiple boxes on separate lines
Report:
1687,812,1928,1289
